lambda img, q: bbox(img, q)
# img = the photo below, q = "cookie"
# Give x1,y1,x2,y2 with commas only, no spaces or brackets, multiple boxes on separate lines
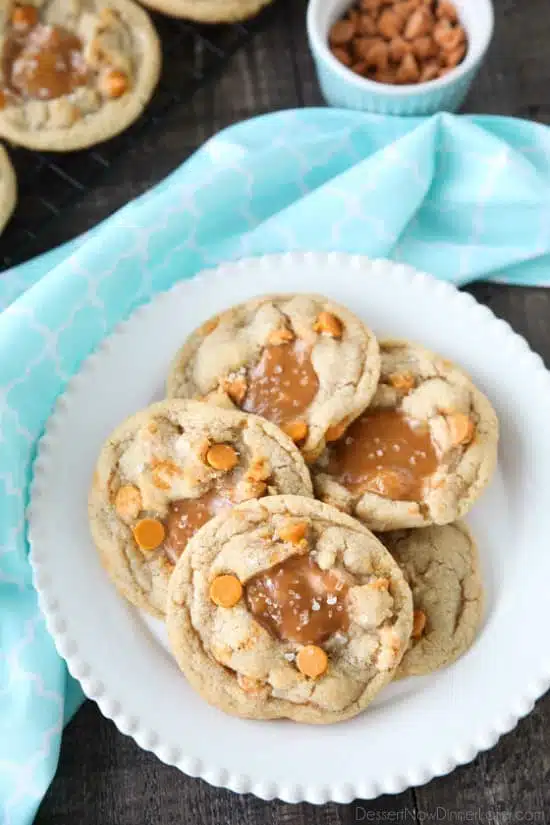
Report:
0,144,16,233
313,339,498,531
0,0,161,151
136,0,272,22
166,294,381,461
382,522,484,678
88,400,313,618
167,495,413,723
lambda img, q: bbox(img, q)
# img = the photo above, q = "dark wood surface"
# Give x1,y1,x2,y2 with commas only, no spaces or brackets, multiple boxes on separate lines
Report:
35,1,550,822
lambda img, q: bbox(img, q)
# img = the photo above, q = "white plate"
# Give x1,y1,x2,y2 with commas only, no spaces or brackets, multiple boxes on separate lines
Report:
29,253,550,804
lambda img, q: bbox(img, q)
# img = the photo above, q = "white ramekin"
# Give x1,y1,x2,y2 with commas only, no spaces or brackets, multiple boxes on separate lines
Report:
306,0,494,116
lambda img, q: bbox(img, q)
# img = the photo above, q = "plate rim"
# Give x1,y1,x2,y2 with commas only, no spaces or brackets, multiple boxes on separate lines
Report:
28,252,550,805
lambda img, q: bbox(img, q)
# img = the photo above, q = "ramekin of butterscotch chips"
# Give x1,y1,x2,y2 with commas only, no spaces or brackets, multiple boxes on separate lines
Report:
329,0,467,85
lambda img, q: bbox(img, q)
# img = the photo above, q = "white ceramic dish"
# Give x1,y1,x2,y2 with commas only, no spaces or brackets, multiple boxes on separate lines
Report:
29,253,550,804
306,0,494,115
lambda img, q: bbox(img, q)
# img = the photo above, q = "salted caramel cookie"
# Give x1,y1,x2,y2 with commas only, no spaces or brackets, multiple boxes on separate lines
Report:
0,0,161,151
0,143,16,233
313,339,498,531
382,522,484,678
167,495,413,723
137,0,272,23
88,400,313,618
166,294,381,461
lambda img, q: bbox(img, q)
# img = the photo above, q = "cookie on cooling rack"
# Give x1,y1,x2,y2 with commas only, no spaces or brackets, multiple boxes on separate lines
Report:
0,0,161,151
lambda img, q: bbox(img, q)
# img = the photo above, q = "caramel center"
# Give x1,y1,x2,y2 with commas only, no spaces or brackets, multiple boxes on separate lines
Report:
326,409,438,501
242,341,319,426
164,489,232,559
245,554,349,645
3,22,89,101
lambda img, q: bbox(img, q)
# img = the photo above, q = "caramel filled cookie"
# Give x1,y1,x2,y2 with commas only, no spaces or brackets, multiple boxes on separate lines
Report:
313,339,498,531
0,143,16,233
167,496,413,723
166,294,381,461
0,0,161,151
88,400,312,617
137,0,272,22
382,522,484,678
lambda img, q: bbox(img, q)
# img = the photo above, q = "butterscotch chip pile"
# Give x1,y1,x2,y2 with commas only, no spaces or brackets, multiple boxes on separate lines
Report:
329,0,467,85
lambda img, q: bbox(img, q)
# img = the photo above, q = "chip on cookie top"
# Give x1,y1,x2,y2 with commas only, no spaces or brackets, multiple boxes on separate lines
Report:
88,400,313,618
0,0,161,151
166,496,413,724
165,294,381,460
382,522,484,678
313,339,499,531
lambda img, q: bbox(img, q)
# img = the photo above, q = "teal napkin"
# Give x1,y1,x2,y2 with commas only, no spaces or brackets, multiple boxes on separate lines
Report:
2,109,550,824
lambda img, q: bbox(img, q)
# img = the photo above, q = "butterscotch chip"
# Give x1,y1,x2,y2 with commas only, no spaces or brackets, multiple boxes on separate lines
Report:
12,4,38,29
358,13,377,35
268,326,294,346
314,311,343,338
365,39,389,70
329,19,355,46
223,375,247,405
389,372,415,392
351,60,368,76
411,35,437,60
447,413,474,446
282,420,308,443
200,317,219,335
436,0,458,22
404,8,432,40
133,517,165,551
206,443,239,471
278,520,308,544
388,36,411,62
445,43,466,67
435,23,465,52
114,484,142,521
378,8,403,39
370,577,390,591
209,574,243,607
412,608,427,639
331,45,352,66
396,52,420,83
296,645,328,678
100,69,130,99
420,61,440,82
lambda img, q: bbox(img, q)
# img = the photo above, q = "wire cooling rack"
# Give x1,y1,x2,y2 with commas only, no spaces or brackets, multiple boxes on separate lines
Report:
0,5,278,270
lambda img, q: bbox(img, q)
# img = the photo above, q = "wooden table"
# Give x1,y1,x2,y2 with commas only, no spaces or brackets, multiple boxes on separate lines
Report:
35,0,550,821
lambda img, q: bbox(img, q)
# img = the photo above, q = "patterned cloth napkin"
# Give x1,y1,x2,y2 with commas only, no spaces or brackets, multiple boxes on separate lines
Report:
2,109,550,824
